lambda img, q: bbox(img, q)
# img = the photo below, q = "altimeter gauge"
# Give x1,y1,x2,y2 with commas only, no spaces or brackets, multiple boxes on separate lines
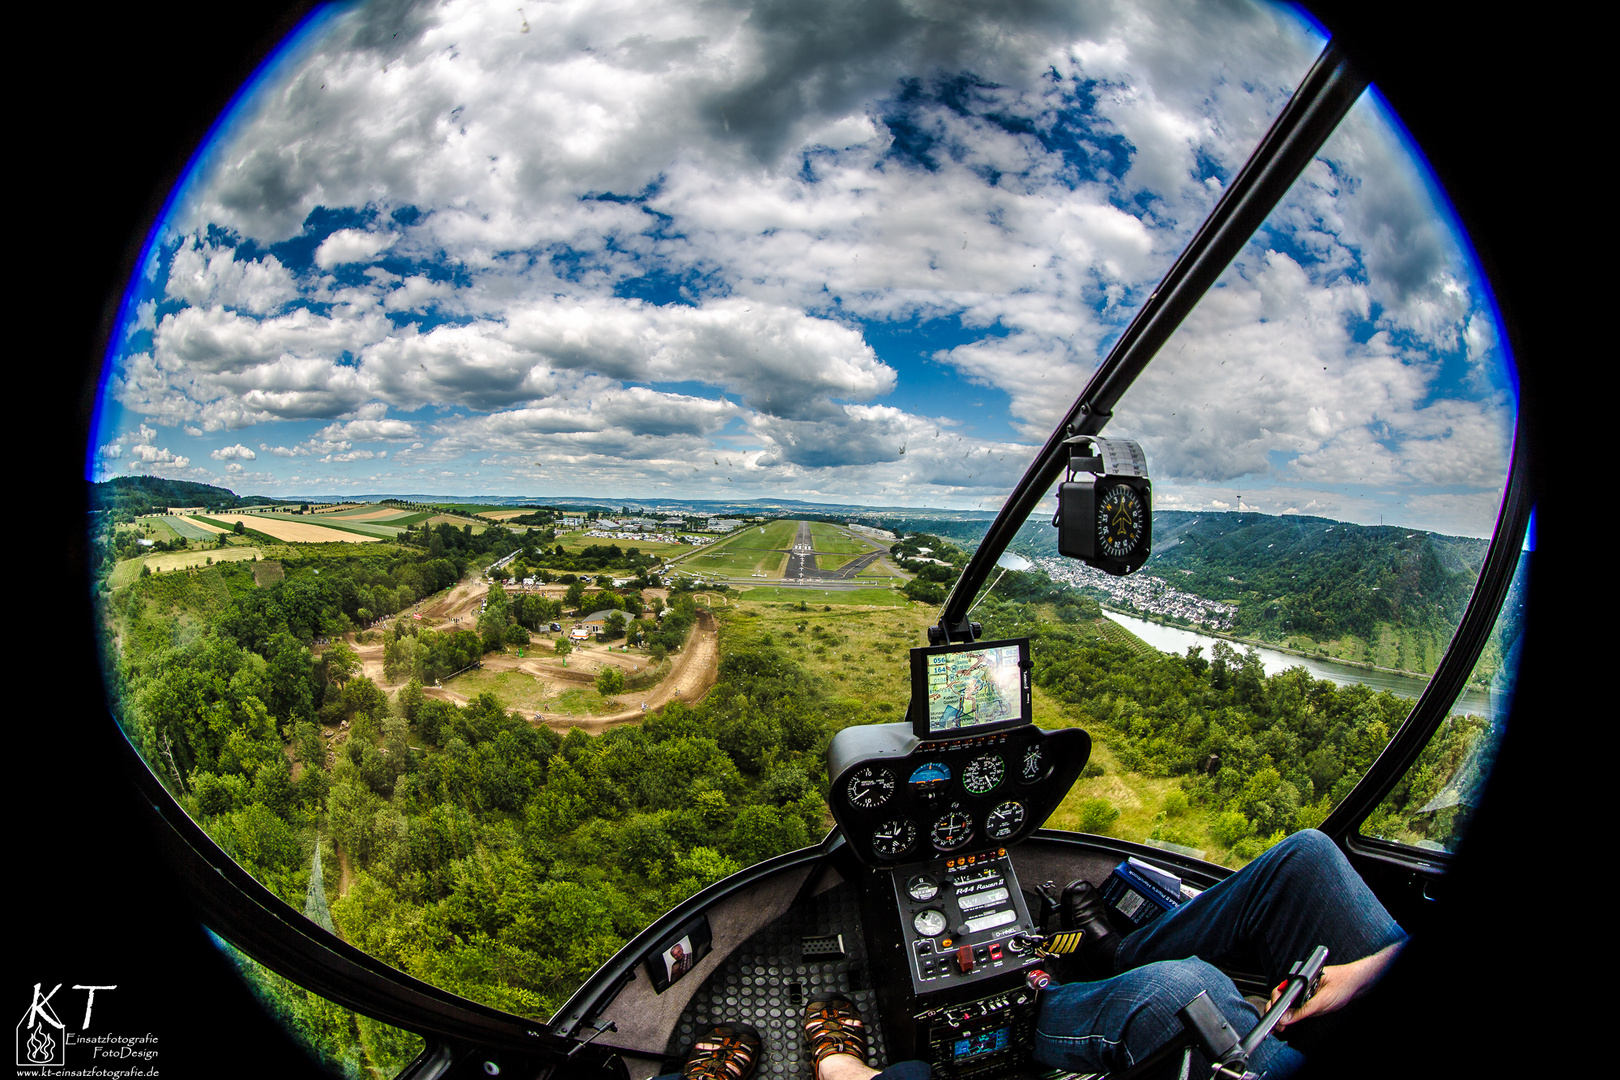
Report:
872,819,917,859
984,800,1026,840
962,753,1005,795
845,766,895,809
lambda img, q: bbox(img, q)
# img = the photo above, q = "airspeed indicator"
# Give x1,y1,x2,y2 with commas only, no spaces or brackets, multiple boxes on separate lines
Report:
962,754,1005,795
845,766,895,809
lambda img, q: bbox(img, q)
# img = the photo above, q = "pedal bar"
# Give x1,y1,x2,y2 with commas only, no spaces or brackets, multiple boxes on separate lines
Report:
1237,945,1329,1058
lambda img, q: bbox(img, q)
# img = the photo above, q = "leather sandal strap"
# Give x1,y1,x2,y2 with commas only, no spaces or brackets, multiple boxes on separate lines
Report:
685,1026,759,1080
804,998,866,1069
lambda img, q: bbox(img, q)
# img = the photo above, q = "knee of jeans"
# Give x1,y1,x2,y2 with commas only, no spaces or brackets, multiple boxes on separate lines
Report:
1270,828,1338,872
1149,958,1233,1012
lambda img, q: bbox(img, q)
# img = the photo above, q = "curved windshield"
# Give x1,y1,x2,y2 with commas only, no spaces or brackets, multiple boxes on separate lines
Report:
964,87,1518,862
83,0,1517,1056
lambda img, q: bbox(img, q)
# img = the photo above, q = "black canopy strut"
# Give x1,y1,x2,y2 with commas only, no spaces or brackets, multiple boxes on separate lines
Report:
936,39,1368,642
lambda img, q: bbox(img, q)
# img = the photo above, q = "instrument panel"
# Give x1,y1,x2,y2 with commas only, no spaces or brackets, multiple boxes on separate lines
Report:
827,722,1091,867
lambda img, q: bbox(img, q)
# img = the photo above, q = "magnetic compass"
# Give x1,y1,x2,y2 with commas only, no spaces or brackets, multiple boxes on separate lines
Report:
1097,483,1148,560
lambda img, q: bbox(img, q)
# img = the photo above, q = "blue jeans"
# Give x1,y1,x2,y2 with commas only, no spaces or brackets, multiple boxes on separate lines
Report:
653,1060,928,1080
1033,830,1406,1079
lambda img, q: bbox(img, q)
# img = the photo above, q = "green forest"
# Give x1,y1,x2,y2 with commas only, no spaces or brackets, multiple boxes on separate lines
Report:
91,517,1484,1076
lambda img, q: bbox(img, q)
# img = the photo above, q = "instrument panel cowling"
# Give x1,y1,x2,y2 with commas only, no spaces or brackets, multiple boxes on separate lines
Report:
827,722,1092,868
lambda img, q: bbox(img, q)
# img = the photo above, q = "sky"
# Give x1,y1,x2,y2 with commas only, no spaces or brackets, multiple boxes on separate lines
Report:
90,0,1517,538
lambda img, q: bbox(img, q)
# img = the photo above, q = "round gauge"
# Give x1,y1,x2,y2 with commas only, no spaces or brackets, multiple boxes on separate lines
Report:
1097,483,1148,559
907,875,939,902
913,909,948,937
1019,743,1044,783
845,766,895,810
962,753,1005,795
871,819,917,859
930,811,974,851
984,800,1026,840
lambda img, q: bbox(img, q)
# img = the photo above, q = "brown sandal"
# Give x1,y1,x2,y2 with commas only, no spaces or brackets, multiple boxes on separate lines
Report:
804,995,866,1074
683,1024,762,1080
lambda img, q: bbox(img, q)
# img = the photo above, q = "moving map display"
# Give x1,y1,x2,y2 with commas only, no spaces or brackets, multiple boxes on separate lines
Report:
911,639,1031,739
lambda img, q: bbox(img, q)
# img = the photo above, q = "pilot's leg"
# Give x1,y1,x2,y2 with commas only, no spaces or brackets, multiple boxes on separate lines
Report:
1033,958,1303,1078
1110,830,1406,985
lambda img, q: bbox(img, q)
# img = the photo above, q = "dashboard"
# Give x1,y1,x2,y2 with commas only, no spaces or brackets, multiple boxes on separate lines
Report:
826,721,1091,867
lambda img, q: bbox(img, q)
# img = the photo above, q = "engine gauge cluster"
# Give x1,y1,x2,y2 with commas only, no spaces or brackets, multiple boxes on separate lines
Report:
826,720,1091,866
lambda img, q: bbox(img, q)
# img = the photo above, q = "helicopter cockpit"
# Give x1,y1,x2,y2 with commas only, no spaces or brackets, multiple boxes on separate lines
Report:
49,1,1558,1078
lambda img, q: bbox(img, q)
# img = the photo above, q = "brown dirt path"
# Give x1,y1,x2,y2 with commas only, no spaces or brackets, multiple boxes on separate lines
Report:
537,610,719,733
335,574,721,734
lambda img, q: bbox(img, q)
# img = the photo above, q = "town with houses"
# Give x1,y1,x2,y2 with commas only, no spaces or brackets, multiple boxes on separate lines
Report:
1036,556,1238,631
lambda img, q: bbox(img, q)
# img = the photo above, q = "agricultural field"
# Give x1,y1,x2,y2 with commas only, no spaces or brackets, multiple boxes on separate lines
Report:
110,546,266,587
125,518,184,544
423,514,489,533
162,515,222,541
555,529,696,559
197,514,383,544
321,505,433,526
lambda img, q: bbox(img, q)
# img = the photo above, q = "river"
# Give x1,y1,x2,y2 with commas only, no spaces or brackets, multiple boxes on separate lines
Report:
1100,610,1493,717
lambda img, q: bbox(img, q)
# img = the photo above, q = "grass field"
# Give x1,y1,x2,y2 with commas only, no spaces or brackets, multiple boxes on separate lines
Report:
724,592,1260,863
164,515,221,540
725,520,798,550
806,522,874,554
111,546,267,587
423,514,489,533
125,518,184,544
671,520,796,578
554,529,696,559
445,668,559,712
724,593,934,718
735,585,907,606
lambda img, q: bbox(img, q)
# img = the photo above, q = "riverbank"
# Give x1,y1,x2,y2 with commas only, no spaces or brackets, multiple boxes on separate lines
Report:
1099,604,1437,681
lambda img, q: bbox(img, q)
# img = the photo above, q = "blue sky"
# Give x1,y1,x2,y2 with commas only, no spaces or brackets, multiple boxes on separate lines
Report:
91,0,1515,537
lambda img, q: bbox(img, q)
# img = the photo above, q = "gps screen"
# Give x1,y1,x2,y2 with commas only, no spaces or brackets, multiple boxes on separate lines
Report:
910,638,1031,739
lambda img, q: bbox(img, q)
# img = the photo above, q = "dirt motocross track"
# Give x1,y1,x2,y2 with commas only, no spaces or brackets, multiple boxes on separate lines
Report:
350,578,719,734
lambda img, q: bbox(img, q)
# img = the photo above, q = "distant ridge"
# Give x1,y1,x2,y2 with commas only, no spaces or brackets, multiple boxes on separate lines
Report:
88,478,1004,522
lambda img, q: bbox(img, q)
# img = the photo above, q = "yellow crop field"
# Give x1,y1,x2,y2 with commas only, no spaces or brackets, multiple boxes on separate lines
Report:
345,507,415,521
207,514,382,543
